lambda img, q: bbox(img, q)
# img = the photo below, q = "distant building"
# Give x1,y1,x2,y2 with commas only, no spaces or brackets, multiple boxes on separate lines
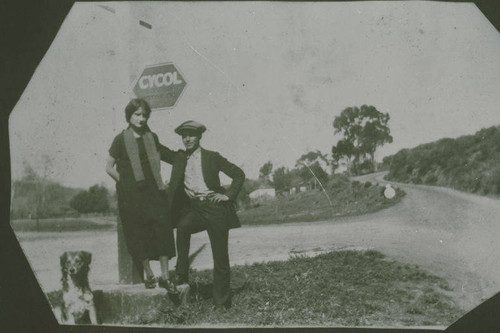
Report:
249,188,276,200
289,178,309,194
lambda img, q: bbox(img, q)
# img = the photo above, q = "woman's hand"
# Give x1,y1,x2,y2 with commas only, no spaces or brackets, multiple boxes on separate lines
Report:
106,155,120,182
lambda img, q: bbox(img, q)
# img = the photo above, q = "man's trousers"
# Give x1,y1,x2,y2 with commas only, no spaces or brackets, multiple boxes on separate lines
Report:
175,199,231,307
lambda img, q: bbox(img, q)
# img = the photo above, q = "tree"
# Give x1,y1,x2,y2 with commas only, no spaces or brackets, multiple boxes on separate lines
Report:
37,155,54,219
70,185,109,214
359,106,393,163
331,139,354,172
88,185,110,213
70,191,92,214
10,161,41,219
295,151,329,189
296,151,328,166
15,156,53,226
332,105,393,175
22,160,38,182
259,161,273,183
272,167,292,193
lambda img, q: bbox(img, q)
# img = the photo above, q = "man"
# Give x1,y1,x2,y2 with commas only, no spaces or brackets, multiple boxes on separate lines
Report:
161,120,245,309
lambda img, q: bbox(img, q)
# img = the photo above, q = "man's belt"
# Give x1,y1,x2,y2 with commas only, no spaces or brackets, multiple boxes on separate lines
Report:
190,194,232,206
190,194,210,202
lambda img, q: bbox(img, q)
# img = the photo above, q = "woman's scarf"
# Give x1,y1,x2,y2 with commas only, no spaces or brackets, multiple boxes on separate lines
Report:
123,126,165,190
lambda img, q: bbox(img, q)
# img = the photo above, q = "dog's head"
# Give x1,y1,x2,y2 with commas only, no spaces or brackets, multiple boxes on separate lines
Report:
60,251,92,276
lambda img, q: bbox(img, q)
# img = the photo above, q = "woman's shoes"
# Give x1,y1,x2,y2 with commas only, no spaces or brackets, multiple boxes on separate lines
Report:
144,275,157,289
144,276,179,296
158,277,179,294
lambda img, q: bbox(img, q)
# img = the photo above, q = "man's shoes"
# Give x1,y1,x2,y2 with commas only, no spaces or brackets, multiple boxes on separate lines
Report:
213,300,232,311
213,304,230,311
158,277,181,305
173,274,189,286
158,277,179,295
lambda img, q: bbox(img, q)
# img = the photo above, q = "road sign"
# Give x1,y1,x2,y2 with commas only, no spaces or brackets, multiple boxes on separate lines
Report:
132,63,187,109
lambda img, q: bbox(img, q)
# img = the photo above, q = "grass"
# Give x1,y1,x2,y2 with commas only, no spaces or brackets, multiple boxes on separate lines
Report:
120,250,463,327
239,180,405,226
10,217,116,232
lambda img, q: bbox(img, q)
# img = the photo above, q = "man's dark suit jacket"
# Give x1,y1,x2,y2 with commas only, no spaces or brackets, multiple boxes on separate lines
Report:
160,146,245,229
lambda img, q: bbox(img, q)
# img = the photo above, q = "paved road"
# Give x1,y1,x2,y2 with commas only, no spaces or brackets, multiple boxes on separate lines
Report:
17,172,500,313
350,173,500,310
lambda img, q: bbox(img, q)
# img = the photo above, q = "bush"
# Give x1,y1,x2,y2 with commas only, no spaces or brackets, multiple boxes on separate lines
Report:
69,185,109,214
359,160,375,175
410,176,422,184
326,174,350,190
424,173,438,185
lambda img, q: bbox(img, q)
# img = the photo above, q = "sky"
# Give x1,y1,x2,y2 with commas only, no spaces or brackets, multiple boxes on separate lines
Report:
9,1,500,190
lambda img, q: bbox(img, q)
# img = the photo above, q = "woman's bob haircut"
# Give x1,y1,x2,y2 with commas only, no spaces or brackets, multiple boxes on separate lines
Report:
125,98,152,122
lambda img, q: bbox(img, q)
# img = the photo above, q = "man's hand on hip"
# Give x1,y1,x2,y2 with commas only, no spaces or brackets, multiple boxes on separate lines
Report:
208,193,230,204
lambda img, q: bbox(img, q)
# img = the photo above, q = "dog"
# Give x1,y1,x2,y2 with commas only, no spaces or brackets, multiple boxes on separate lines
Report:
56,251,98,325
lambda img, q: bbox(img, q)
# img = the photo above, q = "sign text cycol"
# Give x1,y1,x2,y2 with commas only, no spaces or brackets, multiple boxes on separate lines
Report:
132,63,187,109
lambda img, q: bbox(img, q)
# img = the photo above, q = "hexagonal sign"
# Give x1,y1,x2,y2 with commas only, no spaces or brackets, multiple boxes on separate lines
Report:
132,63,187,109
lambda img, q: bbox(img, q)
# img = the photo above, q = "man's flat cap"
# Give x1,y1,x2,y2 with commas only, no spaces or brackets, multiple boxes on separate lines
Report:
174,120,207,135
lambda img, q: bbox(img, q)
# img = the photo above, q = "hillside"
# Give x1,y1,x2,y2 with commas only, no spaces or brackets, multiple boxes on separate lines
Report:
384,126,500,195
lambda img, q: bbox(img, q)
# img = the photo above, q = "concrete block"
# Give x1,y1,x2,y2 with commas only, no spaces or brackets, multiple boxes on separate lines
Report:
93,284,181,324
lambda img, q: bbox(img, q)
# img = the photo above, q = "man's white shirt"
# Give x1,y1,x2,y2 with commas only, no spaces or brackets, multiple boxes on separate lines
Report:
184,147,214,199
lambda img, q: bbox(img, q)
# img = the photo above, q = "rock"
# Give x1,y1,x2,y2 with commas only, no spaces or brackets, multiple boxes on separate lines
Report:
384,184,396,199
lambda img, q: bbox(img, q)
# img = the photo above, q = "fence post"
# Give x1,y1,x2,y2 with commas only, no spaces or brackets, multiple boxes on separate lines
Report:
117,215,143,284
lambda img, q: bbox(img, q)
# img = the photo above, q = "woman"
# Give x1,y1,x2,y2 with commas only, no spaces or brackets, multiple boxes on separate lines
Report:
106,98,177,293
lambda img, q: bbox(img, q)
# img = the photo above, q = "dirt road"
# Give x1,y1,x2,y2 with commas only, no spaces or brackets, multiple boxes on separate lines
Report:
17,172,500,312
